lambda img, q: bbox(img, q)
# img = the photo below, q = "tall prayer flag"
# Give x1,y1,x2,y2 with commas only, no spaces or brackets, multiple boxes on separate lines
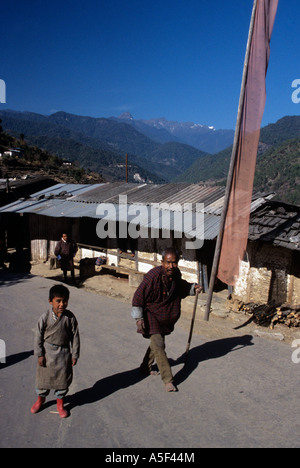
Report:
217,0,279,286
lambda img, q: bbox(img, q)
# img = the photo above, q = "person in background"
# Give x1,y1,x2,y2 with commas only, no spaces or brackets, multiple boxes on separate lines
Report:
54,233,78,283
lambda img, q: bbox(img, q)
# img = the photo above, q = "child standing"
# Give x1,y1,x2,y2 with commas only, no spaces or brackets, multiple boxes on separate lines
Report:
31,284,80,418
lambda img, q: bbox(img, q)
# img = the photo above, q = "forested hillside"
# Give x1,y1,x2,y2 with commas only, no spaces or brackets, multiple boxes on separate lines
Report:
0,122,103,184
0,110,209,182
175,116,300,205
254,137,300,205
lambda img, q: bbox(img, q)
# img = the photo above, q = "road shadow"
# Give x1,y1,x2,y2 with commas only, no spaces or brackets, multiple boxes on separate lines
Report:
173,335,254,386
66,336,253,409
0,350,34,369
0,269,34,287
65,367,146,411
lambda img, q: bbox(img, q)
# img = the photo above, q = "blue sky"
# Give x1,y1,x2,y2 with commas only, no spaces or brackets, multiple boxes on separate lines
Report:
0,0,299,130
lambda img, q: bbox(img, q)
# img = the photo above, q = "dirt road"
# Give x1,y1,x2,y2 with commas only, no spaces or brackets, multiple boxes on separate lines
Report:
0,270,300,448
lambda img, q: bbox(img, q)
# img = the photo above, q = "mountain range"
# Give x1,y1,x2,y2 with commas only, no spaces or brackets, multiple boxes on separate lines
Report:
0,109,299,205
114,112,234,153
0,109,231,182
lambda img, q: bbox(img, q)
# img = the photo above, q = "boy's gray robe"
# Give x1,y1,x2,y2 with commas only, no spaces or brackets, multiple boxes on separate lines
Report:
34,310,80,390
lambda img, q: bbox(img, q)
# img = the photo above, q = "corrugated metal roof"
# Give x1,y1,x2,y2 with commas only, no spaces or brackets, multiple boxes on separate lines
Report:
0,183,102,214
33,183,104,199
71,182,226,207
70,182,141,204
0,197,98,218
0,183,221,240
0,182,279,243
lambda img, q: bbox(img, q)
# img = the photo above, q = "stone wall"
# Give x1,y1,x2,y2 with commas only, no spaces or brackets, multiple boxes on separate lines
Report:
234,241,300,306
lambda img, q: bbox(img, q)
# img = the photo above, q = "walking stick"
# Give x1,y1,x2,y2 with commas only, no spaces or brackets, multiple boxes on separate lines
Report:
185,289,200,365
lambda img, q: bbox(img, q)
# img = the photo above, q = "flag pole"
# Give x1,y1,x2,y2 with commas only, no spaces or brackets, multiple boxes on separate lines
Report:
203,0,258,322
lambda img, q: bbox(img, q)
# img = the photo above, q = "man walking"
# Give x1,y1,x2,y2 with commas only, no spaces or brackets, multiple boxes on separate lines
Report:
132,247,201,392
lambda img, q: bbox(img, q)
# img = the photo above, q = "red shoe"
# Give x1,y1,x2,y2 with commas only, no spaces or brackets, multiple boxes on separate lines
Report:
31,396,45,414
56,398,68,418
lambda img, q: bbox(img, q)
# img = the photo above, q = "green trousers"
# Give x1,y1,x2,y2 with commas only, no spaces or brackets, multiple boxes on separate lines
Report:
141,334,173,384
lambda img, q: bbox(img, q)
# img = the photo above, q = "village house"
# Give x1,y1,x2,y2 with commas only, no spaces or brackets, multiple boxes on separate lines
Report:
0,181,299,307
1,148,24,158
234,199,300,307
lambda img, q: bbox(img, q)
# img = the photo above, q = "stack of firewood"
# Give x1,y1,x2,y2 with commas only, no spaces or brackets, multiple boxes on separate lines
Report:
232,301,300,329
270,304,300,329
